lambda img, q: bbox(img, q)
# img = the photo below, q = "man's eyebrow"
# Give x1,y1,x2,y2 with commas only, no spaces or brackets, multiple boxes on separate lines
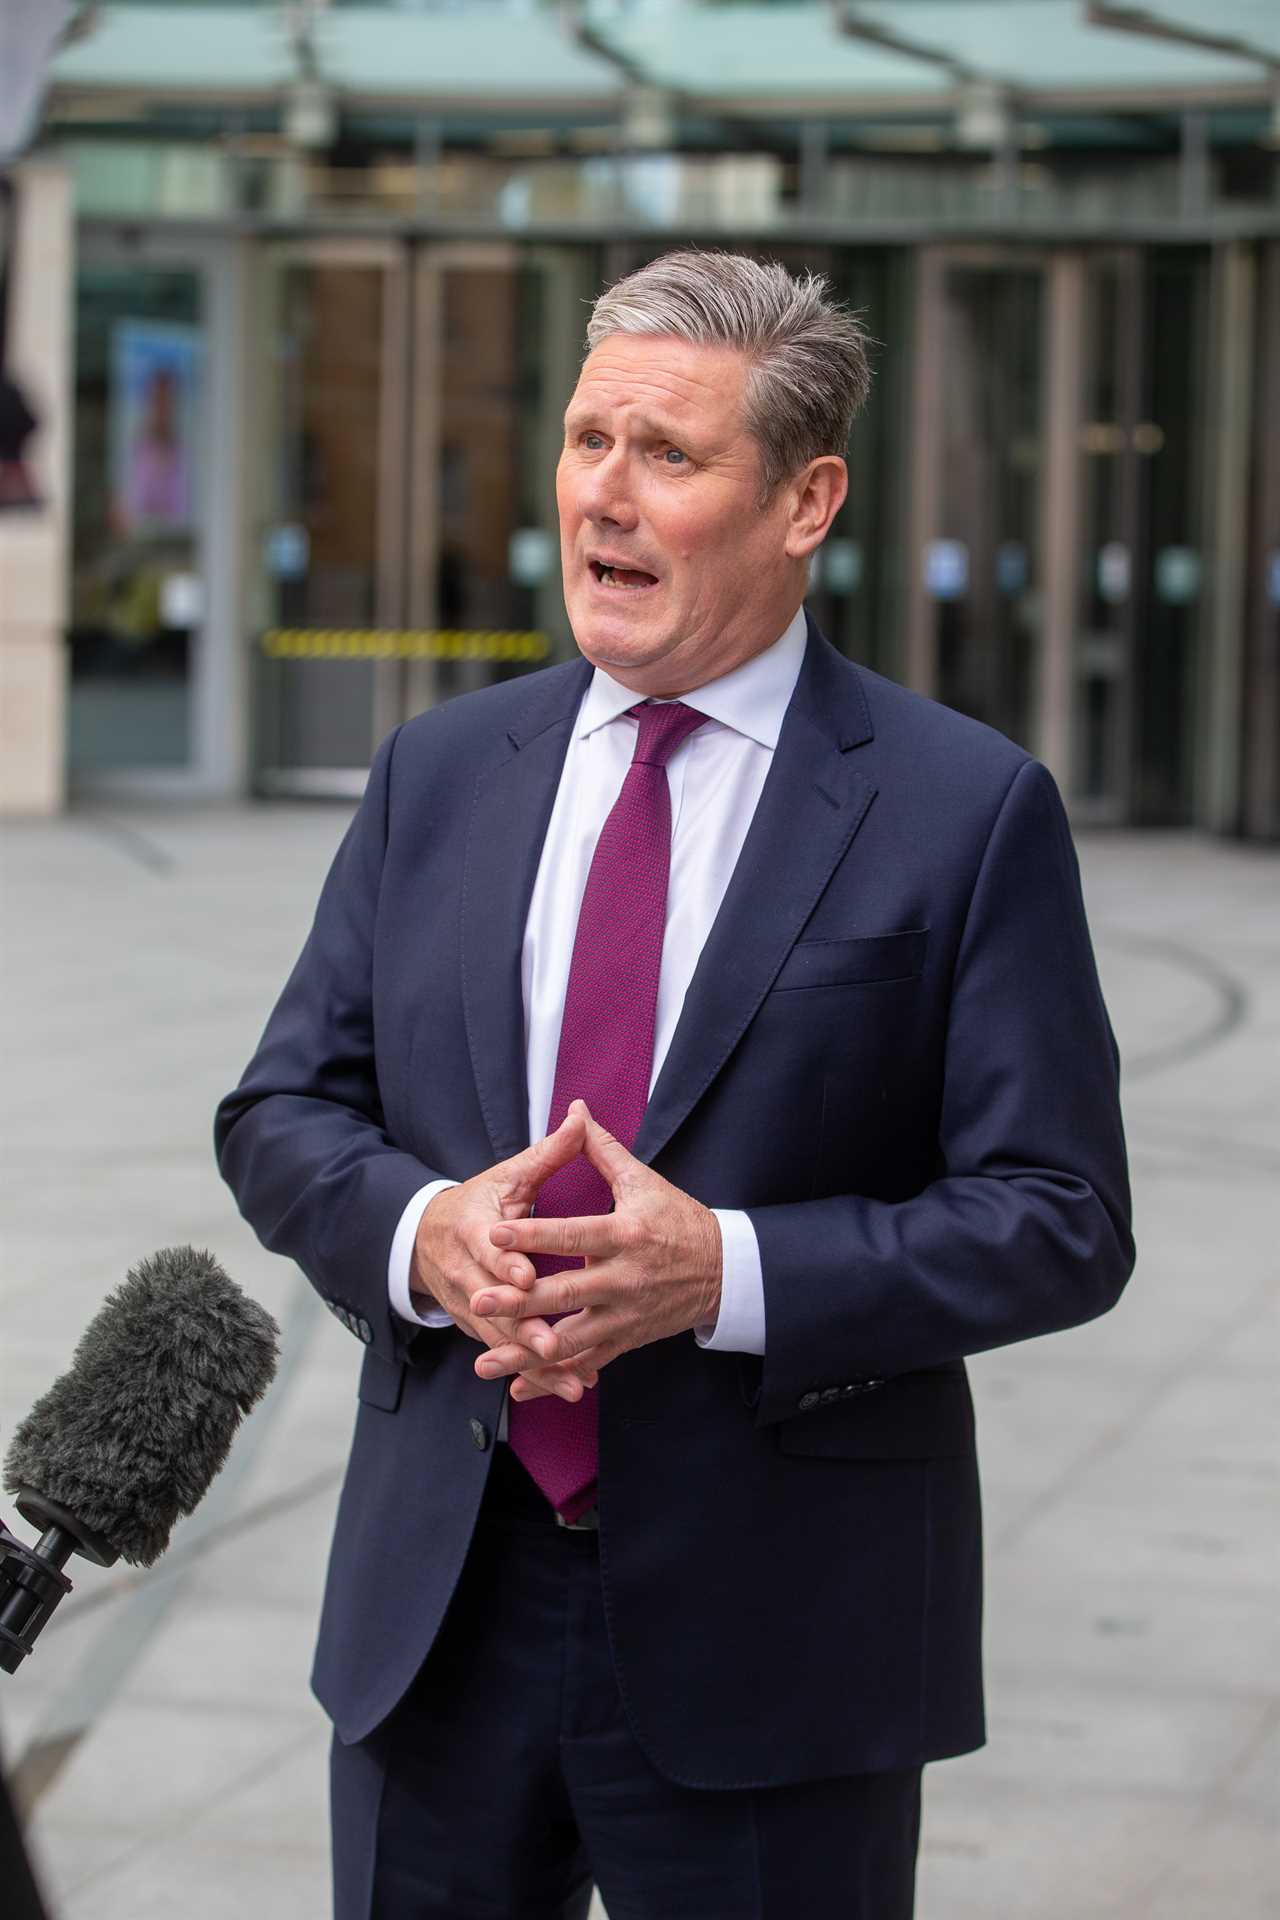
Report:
563,406,689,442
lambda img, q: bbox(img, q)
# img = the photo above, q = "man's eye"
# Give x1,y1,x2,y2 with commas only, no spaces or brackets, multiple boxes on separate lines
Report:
582,432,606,451
662,447,688,465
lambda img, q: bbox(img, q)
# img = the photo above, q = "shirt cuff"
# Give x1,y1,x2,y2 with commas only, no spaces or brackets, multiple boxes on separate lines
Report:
695,1208,766,1354
389,1180,459,1326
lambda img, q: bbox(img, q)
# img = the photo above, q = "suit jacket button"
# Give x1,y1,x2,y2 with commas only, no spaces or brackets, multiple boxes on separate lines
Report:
798,1392,820,1411
357,1318,372,1343
821,1387,841,1404
469,1418,491,1451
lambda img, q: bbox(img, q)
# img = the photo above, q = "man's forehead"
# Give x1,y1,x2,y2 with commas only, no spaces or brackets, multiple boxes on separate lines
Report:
565,336,747,424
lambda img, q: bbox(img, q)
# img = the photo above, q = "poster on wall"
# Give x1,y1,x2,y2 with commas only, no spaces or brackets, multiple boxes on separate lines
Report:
109,320,203,535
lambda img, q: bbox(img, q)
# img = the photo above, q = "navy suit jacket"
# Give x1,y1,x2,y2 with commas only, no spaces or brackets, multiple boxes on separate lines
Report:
215,617,1133,1787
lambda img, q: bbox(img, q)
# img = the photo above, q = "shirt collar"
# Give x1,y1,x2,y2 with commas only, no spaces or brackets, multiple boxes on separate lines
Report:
575,604,808,750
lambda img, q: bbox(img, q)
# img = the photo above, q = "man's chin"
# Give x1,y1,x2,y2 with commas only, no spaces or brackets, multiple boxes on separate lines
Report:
569,615,677,681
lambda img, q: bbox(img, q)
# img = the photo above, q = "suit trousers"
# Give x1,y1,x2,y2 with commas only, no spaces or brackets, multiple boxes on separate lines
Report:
330,1442,922,1920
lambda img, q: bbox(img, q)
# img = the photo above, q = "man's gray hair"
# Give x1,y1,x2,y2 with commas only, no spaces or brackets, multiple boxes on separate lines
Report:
585,249,873,498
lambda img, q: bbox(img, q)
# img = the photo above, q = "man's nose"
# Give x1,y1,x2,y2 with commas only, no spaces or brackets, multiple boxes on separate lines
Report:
578,449,638,531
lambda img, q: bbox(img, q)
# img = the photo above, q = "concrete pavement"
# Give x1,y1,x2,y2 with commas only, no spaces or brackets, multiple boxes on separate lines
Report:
1,802,1276,1918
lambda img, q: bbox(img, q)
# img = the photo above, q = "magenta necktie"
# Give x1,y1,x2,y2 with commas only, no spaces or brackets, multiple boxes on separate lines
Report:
507,699,708,1519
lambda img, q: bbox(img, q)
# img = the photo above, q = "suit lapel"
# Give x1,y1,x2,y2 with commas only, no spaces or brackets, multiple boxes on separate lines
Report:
632,622,878,1169
461,661,592,1161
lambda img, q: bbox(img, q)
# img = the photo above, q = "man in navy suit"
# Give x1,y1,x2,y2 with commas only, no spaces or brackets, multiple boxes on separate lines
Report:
217,250,1133,1918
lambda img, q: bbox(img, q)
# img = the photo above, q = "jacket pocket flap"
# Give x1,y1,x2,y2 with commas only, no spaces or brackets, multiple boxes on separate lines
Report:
776,1369,974,1459
357,1349,406,1412
772,928,927,992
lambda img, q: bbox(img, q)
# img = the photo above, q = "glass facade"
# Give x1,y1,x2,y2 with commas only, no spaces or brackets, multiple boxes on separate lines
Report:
64,228,1259,825
46,0,1278,831
67,265,206,776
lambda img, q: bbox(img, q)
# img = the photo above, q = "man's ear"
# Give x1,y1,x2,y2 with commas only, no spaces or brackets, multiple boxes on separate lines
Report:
783,456,848,560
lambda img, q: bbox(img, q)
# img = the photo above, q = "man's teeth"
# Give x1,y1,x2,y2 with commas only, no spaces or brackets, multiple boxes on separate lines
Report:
598,565,653,588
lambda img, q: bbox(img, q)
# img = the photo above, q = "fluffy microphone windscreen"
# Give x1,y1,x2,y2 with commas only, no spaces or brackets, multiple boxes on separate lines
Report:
3,1248,280,1566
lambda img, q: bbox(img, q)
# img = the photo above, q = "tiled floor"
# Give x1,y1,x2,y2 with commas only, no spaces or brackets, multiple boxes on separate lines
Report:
1,805,1275,1918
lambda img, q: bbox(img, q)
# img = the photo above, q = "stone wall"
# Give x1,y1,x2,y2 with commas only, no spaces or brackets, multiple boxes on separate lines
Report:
0,159,71,815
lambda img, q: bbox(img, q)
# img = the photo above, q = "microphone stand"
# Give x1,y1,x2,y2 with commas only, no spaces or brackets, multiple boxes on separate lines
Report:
0,1495,117,1675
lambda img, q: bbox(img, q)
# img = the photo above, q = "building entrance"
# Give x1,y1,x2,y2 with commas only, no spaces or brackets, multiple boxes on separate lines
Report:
907,243,1211,823
243,233,1226,828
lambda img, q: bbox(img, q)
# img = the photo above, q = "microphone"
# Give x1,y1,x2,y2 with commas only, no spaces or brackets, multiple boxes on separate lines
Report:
0,1247,279,1673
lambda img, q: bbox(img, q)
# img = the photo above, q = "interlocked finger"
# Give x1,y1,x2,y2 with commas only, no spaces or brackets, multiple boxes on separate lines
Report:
523,1307,628,1370
466,1230,537,1292
471,1263,613,1322
491,1213,626,1261
509,1348,604,1402
468,1308,599,1400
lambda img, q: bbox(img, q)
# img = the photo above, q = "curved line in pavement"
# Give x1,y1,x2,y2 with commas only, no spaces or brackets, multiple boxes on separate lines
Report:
1099,929,1250,1080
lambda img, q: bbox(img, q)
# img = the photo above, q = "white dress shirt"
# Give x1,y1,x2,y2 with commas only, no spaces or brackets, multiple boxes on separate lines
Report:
388,605,808,1363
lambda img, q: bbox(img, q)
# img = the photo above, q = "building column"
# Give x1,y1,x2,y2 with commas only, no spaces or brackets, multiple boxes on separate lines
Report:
1038,251,1086,797
1200,240,1255,835
903,248,945,700
0,158,71,815
1242,240,1279,842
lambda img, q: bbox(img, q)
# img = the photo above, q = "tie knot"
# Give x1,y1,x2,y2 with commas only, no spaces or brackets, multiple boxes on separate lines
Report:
628,700,707,769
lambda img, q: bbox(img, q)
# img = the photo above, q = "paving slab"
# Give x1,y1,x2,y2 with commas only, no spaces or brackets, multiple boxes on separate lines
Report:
2,808,1276,1919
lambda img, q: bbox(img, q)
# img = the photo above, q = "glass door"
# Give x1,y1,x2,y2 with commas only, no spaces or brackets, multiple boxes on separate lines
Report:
907,242,1210,823
1074,247,1209,824
67,233,240,796
251,240,408,794
906,247,1047,755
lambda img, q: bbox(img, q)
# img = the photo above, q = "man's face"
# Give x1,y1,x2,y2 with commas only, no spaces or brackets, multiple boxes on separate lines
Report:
556,333,806,696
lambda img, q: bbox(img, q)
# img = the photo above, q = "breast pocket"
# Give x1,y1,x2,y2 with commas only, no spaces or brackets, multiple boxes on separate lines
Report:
771,928,927,993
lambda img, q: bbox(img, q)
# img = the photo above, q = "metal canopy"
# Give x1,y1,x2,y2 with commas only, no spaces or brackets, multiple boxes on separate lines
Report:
46,1,1278,124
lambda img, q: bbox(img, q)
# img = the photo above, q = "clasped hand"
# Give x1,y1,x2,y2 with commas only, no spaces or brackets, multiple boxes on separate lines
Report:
411,1101,722,1402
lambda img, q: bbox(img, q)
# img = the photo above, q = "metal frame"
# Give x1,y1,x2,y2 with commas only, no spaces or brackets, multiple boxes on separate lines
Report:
904,246,946,704
1039,251,1087,793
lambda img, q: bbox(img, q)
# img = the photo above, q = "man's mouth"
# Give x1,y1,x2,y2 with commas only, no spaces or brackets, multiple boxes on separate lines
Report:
589,560,659,591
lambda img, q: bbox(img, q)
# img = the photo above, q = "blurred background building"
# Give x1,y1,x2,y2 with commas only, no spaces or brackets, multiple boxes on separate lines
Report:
1,0,1277,835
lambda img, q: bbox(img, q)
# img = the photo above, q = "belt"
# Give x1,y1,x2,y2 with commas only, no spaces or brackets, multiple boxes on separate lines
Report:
488,1443,599,1529
555,1503,599,1532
